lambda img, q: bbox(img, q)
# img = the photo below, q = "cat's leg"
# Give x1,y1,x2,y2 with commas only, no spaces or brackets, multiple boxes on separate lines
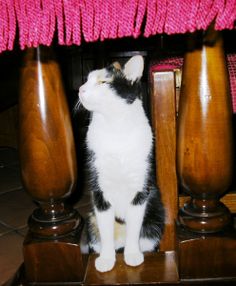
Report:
124,202,146,267
94,206,116,272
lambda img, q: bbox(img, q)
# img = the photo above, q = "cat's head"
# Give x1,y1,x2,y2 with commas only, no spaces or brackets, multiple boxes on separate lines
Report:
78,55,144,113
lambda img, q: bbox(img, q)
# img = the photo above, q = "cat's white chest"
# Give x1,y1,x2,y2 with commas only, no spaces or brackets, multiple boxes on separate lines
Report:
87,100,152,220
95,152,144,219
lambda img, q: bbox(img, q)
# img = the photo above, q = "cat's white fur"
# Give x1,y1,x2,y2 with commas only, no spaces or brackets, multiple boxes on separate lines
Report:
79,56,153,272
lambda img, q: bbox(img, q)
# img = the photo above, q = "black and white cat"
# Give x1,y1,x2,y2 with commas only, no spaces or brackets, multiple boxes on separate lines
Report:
78,55,165,272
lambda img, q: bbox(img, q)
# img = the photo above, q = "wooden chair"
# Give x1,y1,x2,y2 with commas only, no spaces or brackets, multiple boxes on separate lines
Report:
14,29,236,285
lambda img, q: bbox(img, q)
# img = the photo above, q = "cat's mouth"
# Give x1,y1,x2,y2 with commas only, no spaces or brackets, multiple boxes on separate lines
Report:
78,93,92,111
78,93,86,107
72,91,88,114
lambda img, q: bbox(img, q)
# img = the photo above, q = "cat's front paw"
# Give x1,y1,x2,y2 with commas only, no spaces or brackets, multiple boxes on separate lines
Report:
124,252,144,267
95,256,116,272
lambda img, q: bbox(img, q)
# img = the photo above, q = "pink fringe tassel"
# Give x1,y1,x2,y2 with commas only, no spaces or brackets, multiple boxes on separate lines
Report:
0,0,235,53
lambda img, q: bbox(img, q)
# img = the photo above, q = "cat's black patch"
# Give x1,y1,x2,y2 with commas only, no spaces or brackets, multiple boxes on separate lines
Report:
106,64,119,75
106,67,142,104
140,185,165,241
93,191,111,211
86,214,99,248
132,191,149,205
115,217,125,224
87,149,111,212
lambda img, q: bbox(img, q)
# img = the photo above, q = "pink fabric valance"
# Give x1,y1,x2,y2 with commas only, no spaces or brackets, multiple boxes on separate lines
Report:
0,0,236,53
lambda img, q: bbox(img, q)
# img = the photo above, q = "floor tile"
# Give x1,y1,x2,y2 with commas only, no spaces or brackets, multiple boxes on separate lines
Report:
0,166,22,195
0,232,24,285
0,221,12,236
0,147,19,167
15,225,28,237
0,147,22,195
0,189,35,229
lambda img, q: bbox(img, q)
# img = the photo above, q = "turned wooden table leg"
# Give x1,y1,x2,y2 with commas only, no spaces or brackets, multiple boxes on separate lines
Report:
177,29,233,233
19,46,84,283
176,29,236,280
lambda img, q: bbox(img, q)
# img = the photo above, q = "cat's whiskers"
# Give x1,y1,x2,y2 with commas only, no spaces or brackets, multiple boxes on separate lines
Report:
72,99,82,116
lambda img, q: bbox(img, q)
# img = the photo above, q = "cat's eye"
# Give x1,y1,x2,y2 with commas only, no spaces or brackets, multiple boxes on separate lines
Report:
98,80,107,84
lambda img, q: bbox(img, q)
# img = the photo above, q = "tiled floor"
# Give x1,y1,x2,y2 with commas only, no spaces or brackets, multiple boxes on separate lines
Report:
0,147,29,285
0,147,91,286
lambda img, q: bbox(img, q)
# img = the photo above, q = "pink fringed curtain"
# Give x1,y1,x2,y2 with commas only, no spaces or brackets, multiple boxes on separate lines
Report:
0,0,236,53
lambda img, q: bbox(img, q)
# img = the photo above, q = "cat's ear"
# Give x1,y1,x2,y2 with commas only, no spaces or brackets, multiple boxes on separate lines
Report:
123,55,144,83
